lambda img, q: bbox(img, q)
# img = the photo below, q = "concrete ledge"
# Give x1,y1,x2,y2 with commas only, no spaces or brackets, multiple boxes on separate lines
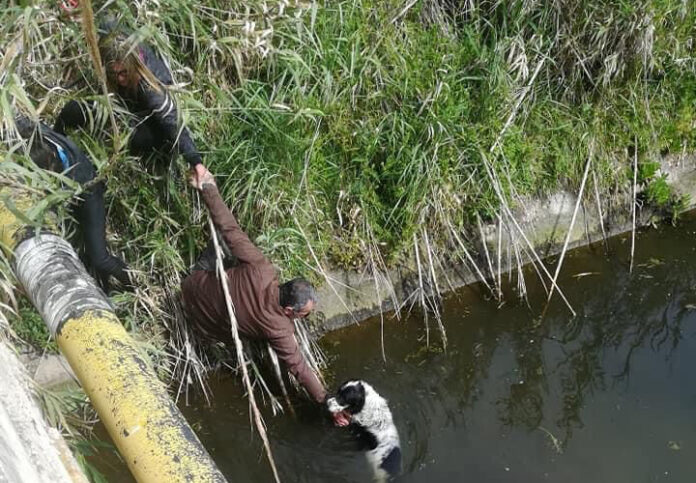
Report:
19,352,76,388
0,340,86,482
314,154,696,333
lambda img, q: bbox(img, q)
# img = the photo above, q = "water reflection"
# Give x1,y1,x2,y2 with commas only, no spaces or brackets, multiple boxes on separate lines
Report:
93,214,696,482
329,217,696,481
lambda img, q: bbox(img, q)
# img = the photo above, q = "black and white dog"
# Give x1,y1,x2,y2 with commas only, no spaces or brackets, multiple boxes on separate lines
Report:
327,380,401,481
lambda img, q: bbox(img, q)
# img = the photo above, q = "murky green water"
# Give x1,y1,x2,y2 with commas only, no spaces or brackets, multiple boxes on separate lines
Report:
93,213,696,482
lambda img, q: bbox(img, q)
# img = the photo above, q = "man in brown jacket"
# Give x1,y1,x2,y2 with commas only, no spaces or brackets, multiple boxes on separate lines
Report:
182,165,328,404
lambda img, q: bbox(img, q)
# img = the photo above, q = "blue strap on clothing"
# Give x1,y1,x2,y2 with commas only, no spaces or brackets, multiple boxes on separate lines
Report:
56,145,71,171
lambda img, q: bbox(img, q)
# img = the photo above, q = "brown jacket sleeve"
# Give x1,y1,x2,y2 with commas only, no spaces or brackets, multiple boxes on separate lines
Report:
201,184,266,265
268,329,326,403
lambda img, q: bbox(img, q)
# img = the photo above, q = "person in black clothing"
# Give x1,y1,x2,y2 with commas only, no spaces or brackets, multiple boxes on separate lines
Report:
54,24,202,169
14,116,132,291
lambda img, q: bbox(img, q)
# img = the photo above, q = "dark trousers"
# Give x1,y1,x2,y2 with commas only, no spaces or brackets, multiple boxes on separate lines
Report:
73,182,132,290
55,100,173,162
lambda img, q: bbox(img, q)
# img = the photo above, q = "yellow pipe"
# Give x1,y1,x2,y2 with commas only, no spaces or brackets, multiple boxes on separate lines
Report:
0,192,226,482
58,310,224,482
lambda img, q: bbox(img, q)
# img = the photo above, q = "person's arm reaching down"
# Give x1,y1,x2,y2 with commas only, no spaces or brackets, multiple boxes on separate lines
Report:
190,165,266,265
268,330,327,403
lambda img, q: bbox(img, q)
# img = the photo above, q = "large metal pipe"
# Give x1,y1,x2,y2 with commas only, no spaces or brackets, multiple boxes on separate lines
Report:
1,196,226,483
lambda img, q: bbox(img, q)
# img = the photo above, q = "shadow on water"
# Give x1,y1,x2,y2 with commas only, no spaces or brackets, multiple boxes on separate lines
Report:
92,212,696,482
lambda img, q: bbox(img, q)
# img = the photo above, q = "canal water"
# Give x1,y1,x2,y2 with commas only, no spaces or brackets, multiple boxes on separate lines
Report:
93,213,696,482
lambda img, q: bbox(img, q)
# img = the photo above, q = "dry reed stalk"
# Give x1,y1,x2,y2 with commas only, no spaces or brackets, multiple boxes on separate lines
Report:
291,119,322,214
79,0,119,151
412,232,430,346
497,214,503,298
362,222,400,361
445,220,495,296
422,228,442,300
476,215,499,297
391,0,420,24
479,152,576,315
166,290,212,406
0,41,21,86
543,147,593,314
293,219,359,326
370,266,387,362
591,169,609,251
630,138,638,273
521,240,549,295
511,234,528,302
490,54,547,154
208,218,281,483
242,351,283,416
292,319,326,381
474,51,553,307
422,227,446,347
267,346,296,417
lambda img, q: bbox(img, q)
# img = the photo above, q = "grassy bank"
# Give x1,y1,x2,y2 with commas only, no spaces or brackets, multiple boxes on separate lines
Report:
3,0,695,344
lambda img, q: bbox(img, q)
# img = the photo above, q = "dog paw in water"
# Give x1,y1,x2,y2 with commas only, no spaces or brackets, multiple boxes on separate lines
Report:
326,380,402,481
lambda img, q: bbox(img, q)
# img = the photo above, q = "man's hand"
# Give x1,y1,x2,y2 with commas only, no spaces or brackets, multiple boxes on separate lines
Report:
324,394,352,427
189,163,216,190
332,410,351,427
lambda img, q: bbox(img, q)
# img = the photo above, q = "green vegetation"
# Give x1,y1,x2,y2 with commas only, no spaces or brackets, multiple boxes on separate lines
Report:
36,384,111,482
1,0,694,478
3,1,694,275
9,297,58,351
0,0,693,361
0,0,696,476
0,0,693,363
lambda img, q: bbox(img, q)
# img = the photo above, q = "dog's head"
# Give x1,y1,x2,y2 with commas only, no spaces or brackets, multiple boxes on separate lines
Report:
326,380,368,426
328,380,366,414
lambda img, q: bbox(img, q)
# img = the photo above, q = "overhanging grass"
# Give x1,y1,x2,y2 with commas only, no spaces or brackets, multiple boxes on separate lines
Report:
0,0,694,384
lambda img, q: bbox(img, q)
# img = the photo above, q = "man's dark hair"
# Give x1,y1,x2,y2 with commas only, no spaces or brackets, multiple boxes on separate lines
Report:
279,278,317,311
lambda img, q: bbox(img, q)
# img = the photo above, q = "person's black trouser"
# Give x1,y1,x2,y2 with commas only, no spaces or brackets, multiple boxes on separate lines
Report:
55,100,172,161
73,181,132,290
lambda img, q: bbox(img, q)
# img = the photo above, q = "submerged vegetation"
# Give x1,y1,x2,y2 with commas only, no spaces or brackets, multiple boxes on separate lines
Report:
0,0,695,477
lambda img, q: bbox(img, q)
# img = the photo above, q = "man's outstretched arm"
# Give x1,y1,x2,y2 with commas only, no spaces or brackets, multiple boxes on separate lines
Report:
191,165,266,265
269,330,327,403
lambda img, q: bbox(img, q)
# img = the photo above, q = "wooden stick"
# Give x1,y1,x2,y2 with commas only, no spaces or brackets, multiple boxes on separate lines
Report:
79,0,119,151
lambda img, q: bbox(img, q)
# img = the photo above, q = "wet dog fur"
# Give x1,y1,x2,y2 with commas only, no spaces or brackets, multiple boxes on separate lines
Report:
327,380,401,481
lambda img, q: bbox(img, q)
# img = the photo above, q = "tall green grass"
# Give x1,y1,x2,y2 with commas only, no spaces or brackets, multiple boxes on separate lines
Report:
1,0,695,386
